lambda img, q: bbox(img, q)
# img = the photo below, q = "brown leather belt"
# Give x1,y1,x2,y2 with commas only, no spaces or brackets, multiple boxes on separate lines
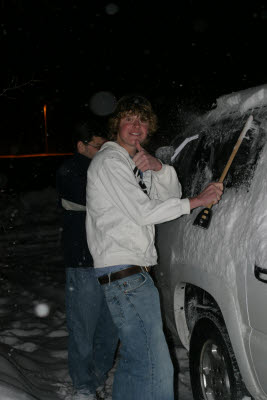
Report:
98,265,151,285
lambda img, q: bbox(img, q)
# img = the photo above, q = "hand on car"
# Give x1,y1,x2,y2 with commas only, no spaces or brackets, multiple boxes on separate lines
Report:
189,182,223,210
133,141,162,172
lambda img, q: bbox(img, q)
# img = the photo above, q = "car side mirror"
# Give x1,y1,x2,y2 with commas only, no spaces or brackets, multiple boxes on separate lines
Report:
155,146,174,165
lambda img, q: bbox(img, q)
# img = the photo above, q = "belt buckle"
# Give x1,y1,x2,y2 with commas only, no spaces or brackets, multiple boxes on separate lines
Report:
144,266,149,272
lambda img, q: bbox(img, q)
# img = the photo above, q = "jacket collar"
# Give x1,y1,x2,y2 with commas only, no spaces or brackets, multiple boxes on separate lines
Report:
73,151,91,170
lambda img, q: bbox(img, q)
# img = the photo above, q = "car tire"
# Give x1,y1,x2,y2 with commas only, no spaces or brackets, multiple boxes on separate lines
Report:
189,311,251,400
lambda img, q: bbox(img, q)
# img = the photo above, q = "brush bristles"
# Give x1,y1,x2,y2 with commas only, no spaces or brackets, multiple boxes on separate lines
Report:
250,120,260,133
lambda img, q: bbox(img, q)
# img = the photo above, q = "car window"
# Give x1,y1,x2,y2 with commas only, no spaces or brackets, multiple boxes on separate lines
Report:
172,107,267,199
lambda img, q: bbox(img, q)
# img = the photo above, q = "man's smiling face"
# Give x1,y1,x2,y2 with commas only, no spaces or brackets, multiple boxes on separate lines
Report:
116,113,149,156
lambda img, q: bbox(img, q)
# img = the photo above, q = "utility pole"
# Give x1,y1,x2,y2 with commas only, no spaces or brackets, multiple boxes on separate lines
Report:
43,104,48,153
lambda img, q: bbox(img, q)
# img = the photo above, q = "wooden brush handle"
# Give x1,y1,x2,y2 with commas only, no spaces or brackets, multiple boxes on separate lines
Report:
219,114,253,183
207,114,253,209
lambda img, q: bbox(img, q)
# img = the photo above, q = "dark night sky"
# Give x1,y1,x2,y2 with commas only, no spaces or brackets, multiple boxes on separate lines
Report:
1,0,267,155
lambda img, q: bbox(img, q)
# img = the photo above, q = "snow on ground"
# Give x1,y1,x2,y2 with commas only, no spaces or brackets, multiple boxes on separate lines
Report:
0,187,193,399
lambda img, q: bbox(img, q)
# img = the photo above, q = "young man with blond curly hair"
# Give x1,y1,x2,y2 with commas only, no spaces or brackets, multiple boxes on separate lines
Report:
86,95,223,400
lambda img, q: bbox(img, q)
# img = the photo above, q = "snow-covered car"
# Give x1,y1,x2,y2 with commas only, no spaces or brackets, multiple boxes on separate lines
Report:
155,84,267,400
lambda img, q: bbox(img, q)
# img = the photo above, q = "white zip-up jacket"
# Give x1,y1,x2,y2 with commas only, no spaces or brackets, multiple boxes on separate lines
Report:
85,141,190,269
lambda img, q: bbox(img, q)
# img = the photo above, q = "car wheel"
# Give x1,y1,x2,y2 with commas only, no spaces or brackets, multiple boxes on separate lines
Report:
189,312,250,400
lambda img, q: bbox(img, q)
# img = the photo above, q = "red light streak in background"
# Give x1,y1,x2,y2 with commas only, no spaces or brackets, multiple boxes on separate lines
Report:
0,153,73,159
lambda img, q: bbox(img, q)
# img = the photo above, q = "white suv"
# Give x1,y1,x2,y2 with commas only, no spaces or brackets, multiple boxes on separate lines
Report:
155,84,267,400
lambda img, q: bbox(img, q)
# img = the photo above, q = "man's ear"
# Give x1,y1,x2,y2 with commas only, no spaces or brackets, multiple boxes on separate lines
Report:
77,141,84,154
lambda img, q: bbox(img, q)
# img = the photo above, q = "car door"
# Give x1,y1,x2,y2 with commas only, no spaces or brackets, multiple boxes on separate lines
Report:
245,136,267,395
246,263,267,395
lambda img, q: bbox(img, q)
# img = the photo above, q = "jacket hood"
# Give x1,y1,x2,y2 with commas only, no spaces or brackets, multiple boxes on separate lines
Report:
100,141,130,157
97,141,136,167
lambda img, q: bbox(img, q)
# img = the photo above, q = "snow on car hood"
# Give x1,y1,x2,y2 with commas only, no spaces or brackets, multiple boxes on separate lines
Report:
167,85,267,288
170,144,267,289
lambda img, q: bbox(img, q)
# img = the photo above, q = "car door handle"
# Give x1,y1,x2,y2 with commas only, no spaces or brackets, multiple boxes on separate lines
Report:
254,265,267,283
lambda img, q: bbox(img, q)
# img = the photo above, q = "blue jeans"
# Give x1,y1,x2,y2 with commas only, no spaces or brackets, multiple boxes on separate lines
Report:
102,270,174,400
65,267,118,393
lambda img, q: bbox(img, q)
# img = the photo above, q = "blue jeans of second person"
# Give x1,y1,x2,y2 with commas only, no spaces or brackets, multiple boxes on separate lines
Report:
65,267,118,394
102,270,174,400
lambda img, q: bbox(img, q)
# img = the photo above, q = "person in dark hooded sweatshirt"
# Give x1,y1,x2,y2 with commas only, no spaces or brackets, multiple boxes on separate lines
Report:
56,119,118,400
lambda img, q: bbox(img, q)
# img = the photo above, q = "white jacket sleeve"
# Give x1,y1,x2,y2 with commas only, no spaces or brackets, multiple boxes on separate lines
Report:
149,163,182,201
96,157,190,226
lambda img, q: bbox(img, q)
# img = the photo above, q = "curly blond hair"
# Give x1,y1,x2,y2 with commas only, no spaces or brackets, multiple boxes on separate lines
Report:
108,94,158,141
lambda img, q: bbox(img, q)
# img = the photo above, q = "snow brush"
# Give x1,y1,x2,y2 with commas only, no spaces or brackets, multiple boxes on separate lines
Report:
193,114,255,230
